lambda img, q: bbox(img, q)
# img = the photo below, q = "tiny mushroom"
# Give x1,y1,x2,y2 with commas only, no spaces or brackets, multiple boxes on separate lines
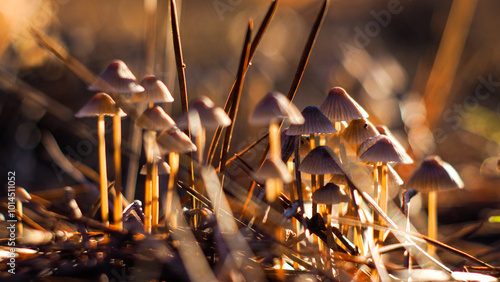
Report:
250,91,304,202
157,127,197,226
88,60,144,230
406,155,463,255
76,92,125,226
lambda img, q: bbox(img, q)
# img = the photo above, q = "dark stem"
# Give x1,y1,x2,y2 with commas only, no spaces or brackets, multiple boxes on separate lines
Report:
207,0,279,165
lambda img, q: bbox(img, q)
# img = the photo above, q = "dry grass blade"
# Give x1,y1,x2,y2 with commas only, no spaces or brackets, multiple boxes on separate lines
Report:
286,0,329,103
207,0,279,165
169,0,188,114
217,20,253,177
422,0,478,128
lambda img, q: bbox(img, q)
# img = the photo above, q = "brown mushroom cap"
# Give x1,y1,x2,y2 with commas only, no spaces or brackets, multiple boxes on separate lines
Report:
342,119,379,145
312,183,350,205
406,155,464,193
15,187,32,202
319,87,369,122
156,127,197,154
140,159,171,175
75,93,126,117
177,96,231,130
285,106,337,136
299,146,343,175
88,60,144,94
250,91,304,126
137,106,176,131
358,135,413,164
129,75,174,103
255,157,292,183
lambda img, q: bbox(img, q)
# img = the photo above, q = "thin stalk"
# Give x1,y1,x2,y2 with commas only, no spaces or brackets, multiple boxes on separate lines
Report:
16,201,23,237
428,190,438,255
113,115,123,230
152,157,159,230
170,0,188,114
294,136,306,219
378,163,388,242
217,21,252,212
98,115,109,226
207,0,279,165
165,152,179,227
144,164,152,233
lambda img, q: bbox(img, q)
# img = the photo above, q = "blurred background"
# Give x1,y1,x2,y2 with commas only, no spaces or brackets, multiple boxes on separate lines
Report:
1,0,500,245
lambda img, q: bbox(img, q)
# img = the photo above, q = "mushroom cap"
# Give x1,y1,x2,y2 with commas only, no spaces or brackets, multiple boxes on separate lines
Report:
16,187,32,202
136,106,176,131
255,157,292,184
129,75,174,103
299,146,343,175
342,119,379,145
177,96,231,130
319,87,369,122
387,165,404,186
358,135,413,164
250,91,304,126
156,127,197,154
285,106,337,136
312,183,350,205
88,60,144,94
75,92,126,117
329,173,348,186
406,155,464,193
140,159,171,175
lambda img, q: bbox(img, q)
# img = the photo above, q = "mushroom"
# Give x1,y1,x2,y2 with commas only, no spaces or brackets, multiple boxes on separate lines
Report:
342,118,379,153
177,96,231,163
157,127,197,226
406,155,463,255
285,106,337,217
76,93,125,226
88,60,144,230
312,183,350,236
319,87,369,150
358,135,413,242
129,75,174,105
250,91,304,201
299,146,343,218
136,106,176,232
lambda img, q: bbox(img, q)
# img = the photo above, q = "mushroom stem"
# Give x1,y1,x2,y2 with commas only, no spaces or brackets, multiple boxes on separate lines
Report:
144,132,154,233
266,121,282,202
98,115,109,226
16,200,23,237
428,190,438,255
152,157,159,230
309,134,317,217
372,165,379,240
165,152,179,227
378,163,388,242
113,114,123,230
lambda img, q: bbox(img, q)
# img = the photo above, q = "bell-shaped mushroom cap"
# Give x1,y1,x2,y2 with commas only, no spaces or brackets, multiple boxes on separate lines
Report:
88,60,145,94
285,106,337,136
136,106,176,131
358,135,413,164
129,75,174,103
75,93,126,117
255,157,292,183
387,165,404,186
177,96,231,130
299,146,343,175
250,91,305,126
329,173,348,186
406,155,464,193
16,187,32,202
140,159,171,175
312,183,350,205
319,87,369,122
342,119,379,145
156,127,197,154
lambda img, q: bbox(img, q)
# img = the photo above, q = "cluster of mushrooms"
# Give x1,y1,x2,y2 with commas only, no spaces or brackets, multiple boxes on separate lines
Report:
70,59,467,269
